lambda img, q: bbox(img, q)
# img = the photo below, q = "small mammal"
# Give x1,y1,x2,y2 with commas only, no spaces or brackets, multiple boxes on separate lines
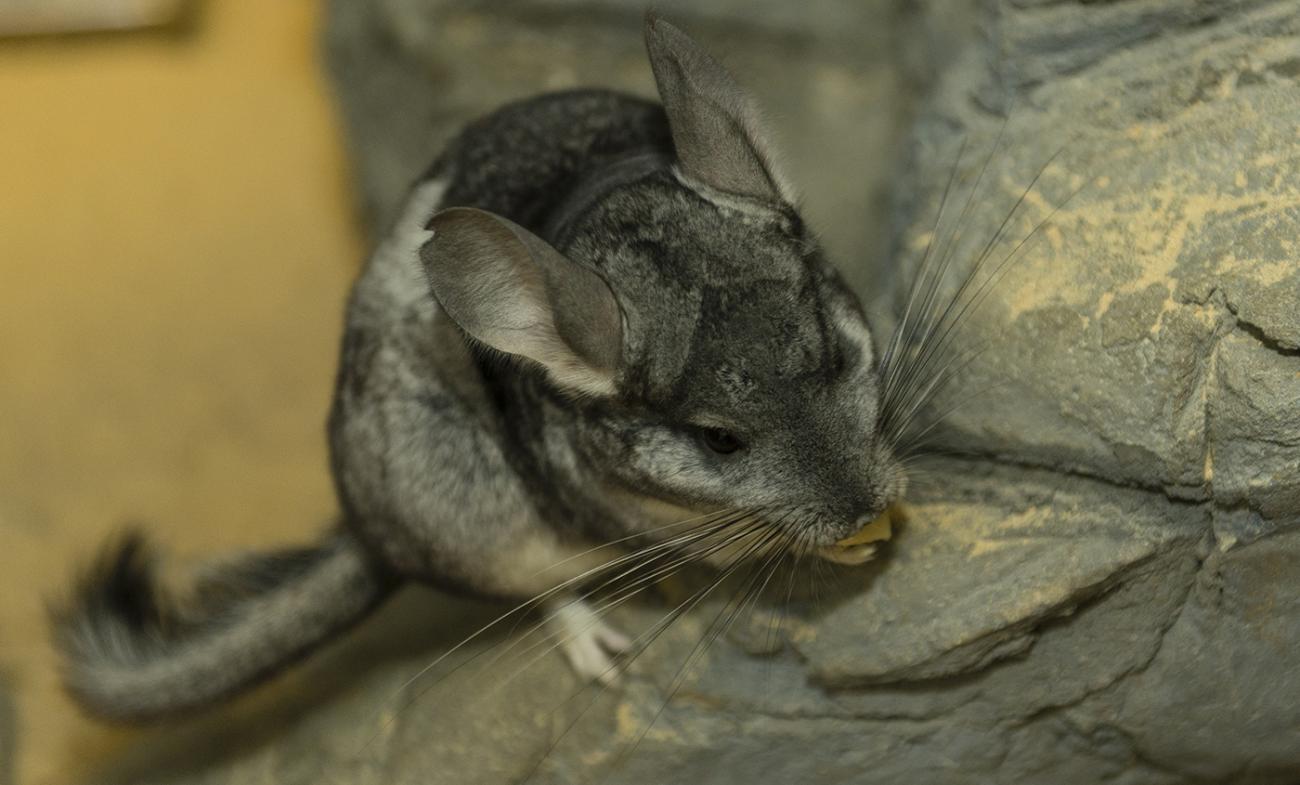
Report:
52,14,906,722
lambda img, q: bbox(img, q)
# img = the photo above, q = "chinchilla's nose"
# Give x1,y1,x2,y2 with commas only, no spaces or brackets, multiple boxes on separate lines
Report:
818,463,889,538
824,511,880,545
853,506,884,531
850,485,889,524
853,508,886,530
832,497,889,541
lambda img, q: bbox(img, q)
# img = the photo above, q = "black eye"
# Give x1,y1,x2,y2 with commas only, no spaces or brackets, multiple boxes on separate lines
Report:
700,427,745,455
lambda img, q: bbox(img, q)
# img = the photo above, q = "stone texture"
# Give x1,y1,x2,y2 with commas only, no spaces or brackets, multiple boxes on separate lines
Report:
78,0,1300,782
901,0,1300,509
1116,530,1300,781
882,0,1300,780
796,466,1203,687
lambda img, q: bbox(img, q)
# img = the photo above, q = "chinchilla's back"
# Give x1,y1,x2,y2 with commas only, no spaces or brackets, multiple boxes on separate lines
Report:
338,88,675,367
429,89,673,232
329,89,681,576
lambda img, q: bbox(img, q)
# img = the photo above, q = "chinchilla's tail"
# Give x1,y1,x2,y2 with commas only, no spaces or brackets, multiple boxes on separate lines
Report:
50,527,396,723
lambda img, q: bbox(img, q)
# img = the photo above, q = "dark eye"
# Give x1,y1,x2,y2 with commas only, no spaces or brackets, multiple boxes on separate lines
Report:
699,427,745,455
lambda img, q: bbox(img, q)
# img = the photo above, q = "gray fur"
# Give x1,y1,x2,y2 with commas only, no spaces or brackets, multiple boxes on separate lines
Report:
52,15,905,721
643,12,790,203
333,15,904,587
421,207,623,396
51,530,390,722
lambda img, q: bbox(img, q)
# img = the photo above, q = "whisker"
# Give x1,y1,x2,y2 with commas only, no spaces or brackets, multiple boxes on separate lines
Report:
436,513,760,692
892,120,1010,412
927,142,1066,348
887,144,1068,414
517,518,784,784
357,507,752,754
946,172,1091,345
609,525,794,771
486,515,769,693
747,525,805,700
878,136,969,406
529,506,737,578
887,343,991,446
896,376,1013,451
891,171,1091,440
880,135,1093,452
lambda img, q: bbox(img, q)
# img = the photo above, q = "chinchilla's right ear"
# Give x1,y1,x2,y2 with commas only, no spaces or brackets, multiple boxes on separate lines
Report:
644,12,793,205
420,207,623,397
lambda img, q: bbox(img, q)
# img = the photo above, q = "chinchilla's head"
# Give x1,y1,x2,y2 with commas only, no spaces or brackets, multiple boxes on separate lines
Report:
421,15,906,554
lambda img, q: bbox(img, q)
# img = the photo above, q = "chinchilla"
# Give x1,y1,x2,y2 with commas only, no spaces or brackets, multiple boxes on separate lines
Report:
50,13,909,723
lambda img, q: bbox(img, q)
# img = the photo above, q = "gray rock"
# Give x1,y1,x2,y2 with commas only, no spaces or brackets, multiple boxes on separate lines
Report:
884,0,1300,780
796,466,1204,687
1116,530,1300,782
902,0,1300,503
79,0,1300,783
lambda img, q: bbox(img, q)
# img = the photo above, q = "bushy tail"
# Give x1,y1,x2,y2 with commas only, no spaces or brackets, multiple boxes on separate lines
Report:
50,527,396,723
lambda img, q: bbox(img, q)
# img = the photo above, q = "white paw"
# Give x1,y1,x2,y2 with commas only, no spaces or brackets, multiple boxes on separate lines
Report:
544,598,632,686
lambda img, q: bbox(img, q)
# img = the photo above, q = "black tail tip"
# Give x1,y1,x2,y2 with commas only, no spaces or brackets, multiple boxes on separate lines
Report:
48,527,171,645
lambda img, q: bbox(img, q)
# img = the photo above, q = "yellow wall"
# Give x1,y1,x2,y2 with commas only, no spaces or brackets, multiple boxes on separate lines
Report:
0,3,363,782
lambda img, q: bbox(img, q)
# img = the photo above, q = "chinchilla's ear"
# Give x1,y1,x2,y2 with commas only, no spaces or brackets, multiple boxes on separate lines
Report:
420,207,623,397
644,13,792,204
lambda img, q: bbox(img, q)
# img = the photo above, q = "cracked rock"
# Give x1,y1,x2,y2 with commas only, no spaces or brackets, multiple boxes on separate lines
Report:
795,466,1202,687
1116,530,1300,781
907,0,1300,503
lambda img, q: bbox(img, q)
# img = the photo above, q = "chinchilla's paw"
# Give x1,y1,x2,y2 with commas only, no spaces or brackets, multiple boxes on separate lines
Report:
545,598,633,686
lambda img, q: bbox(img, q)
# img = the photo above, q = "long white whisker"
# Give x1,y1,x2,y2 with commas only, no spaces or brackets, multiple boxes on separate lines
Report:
359,507,751,752
517,519,784,784
878,137,969,406
888,144,1068,417
611,525,794,770
895,119,1011,411
529,506,735,578
486,515,768,692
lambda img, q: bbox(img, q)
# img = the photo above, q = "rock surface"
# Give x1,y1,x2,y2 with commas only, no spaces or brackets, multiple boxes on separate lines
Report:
86,0,1300,783
902,0,1300,514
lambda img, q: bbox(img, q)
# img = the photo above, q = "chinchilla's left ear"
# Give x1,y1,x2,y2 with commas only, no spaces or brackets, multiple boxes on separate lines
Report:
644,12,793,205
420,207,623,397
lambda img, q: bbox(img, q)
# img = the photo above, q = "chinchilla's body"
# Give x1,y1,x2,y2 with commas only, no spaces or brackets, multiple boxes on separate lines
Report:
333,91,679,599
52,16,906,723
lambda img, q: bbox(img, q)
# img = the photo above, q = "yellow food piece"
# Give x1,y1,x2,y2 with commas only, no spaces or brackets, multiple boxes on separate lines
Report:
834,505,901,547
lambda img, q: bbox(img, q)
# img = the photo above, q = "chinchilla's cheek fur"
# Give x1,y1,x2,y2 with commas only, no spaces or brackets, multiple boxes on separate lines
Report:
577,362,902,550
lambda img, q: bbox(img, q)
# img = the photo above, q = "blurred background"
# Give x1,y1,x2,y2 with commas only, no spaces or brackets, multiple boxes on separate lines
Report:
0,4,360,783
0,1,960,782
